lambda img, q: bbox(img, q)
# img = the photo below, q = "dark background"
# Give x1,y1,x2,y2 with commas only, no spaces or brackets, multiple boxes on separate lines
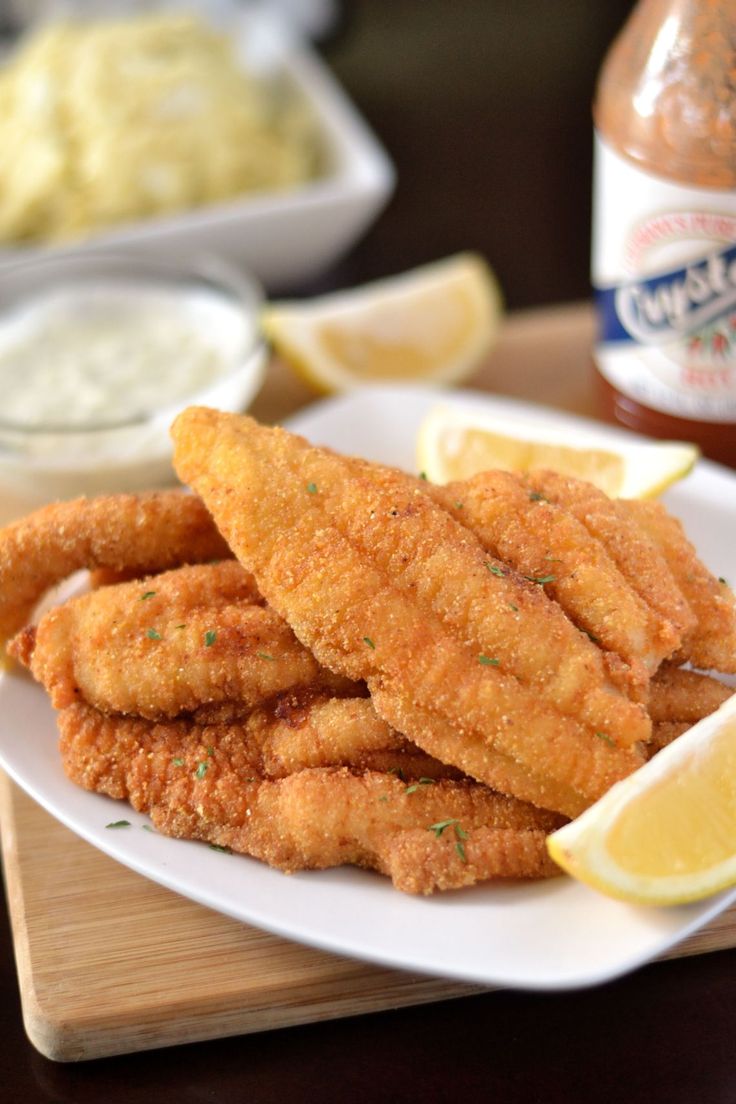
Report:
320,0,638,307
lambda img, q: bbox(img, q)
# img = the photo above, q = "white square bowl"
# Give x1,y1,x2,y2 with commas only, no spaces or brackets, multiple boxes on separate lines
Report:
0,17,395,290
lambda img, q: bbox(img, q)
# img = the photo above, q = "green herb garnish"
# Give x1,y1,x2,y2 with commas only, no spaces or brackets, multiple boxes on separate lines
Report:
140,590,156,601
508,602,519,612
306,482,318,494
363,636,376,649
257,652,275,661
486,563,506,577
195,762,209,779
528,491,548,503
405,778,436,795
524,574,556,585
209,843,231,854
478,654,500,666
419,471,428,481
595,731,615,747
146,628,161,640
428,819,469,858
204,630,217,647
172,757,185,767
106,820,131,829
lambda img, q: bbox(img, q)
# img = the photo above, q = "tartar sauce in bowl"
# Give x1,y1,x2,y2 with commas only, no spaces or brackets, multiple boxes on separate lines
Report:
0,254,265,520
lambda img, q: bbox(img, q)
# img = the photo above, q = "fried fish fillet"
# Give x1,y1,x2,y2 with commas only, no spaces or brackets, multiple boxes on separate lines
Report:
645,666,733,757
9,561,356,720
647,664,733,725
171,409,647,817
429,470,678,684
58,700,562,893
0,491,231,645
523,471,696,645
623,498,736,674
252,692,462,780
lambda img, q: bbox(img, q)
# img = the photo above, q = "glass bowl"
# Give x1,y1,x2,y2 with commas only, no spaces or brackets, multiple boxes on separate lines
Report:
0,252,266,521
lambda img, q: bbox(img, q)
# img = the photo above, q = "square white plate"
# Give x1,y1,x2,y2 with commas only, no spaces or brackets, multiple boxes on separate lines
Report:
0,14,395,290
1,384,734,991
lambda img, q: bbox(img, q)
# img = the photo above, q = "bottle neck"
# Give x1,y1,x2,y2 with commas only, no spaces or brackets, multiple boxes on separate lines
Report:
594,0,736,188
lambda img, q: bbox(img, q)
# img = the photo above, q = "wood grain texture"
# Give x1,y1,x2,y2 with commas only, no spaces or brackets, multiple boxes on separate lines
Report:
1,302,733,1064
0,774,484,1062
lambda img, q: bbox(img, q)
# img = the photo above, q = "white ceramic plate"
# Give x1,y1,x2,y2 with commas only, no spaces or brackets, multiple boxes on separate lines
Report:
0,15,395,290
1,384,734,991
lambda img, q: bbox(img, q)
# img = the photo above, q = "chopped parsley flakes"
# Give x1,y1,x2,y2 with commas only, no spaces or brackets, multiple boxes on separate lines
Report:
486,563,506,577
405,778,436,795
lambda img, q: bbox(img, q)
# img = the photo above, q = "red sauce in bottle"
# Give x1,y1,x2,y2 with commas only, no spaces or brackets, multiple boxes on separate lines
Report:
592,0,736,467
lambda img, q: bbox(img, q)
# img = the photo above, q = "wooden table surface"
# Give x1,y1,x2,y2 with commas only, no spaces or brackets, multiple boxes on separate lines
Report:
2,2,736,1102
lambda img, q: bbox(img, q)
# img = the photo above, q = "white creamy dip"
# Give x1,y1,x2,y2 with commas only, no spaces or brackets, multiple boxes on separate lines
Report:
0,281,254,428
0,278,264,521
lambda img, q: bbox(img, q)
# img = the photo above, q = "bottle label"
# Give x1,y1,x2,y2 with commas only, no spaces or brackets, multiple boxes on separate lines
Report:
592,133,736,423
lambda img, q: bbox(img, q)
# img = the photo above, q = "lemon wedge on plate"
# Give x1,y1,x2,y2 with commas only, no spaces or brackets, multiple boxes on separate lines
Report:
261,253,502,393
547,691,736,906
416,404,699,497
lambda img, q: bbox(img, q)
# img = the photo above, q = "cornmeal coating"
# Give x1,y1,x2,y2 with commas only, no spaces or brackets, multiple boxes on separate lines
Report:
524,471,696,645
430,470,678,683
252,693,462,780
647,721,690,756
58,701,562,894
623,499,736,674
171,409,649,816
647,664,733,725
10,561,355,720
0,491,230,645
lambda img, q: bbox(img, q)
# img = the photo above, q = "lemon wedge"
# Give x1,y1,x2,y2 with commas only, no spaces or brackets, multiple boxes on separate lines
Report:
261,253,502,393
547,691,736,905
416,404,699,497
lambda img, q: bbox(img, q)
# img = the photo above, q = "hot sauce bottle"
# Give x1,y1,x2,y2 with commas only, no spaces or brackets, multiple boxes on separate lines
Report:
592,0,736,467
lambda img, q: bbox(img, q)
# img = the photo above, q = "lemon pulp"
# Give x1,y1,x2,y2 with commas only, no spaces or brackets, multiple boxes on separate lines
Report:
416,404,699,498
607,720,736,877
262,253,502,392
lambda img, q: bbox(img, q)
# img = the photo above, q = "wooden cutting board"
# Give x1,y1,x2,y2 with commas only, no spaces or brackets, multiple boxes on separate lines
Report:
2,302,735,1063
3,775,736,1065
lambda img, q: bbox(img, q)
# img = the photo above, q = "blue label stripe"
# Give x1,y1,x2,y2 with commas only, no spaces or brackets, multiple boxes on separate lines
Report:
595,286,630,343
595,241,736,346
